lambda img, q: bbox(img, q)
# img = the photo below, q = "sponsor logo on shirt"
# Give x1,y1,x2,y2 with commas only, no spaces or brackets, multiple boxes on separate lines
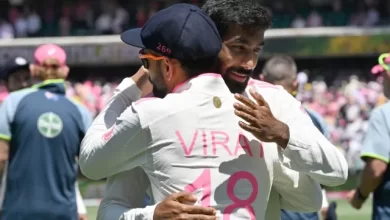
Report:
37,112,63,138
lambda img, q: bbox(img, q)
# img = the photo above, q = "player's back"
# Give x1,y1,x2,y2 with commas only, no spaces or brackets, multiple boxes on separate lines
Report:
0,81,91,220
135,74,276,219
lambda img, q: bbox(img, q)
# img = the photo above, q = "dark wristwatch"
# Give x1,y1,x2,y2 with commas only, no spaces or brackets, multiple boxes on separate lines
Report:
355,188,368,202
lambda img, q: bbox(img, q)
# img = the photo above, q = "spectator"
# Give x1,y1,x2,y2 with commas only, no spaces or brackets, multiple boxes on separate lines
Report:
112,1,128,34
364,6,380,26
73,0,93,35
136,7,147,28
291,15,306,28
350,3,367,26
95,1,114,35
306,10,324,27
26,8,41,37
14,8,28,37
59,6,72,36
0,18,14,39
1,0,389,35
95,12,112,34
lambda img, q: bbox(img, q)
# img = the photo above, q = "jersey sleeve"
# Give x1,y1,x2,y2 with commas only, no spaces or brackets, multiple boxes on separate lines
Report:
305,108,331,139
80,103,151,180
274,90,348,187
0,98,13,141
119,204,157,220
273,161,322,212
79,107,93,136
0,90,31,141
79,78,149,180
360,107,390,163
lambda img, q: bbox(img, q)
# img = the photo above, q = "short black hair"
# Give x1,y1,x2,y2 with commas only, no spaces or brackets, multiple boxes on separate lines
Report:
202,0,272,37
179,57,218,78
262,55,297,83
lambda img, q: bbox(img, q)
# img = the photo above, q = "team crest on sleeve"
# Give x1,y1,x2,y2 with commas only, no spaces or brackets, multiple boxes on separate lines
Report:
37,112,63,138
102,125,115,141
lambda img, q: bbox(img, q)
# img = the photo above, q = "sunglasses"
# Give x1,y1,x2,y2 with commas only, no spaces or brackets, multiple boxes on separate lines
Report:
139,49,165,69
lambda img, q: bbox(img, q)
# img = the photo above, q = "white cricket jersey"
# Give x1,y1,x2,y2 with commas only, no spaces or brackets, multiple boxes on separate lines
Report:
80,75,348,220
76,78,154,220
82,74,278,219
245,78,348,187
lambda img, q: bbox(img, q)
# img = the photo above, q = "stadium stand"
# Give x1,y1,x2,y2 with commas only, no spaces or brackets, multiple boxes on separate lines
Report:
0,0,389,39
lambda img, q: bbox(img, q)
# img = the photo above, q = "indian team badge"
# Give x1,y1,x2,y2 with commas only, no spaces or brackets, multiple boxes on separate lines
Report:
37,112,63,138
213,96,222,108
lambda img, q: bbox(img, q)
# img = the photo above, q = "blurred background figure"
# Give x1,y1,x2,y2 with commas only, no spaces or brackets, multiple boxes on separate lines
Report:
260,55,336,220
0,44,91,220
0,57,31,92
347,53,390,220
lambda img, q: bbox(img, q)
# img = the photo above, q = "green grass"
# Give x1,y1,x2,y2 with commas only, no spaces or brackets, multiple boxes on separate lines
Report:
86,199,372,220
87,206,98,220
334,199,371,220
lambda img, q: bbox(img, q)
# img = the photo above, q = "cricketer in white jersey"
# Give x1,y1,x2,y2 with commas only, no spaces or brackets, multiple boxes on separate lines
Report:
80,75,348,219
80,2,348,220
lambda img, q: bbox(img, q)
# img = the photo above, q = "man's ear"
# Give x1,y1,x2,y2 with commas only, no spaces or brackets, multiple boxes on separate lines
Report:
293,79,299,91
60,65,70,78
29,64,39,77
161,58,172,80
165,58,180,81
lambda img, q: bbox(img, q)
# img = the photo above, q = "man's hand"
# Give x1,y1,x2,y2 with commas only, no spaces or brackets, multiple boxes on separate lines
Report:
320,207,328,219
0,140,9,175
154,192,217,220
346,190,365,210
78,214,88,220
233,88,290,148
131,66,153,97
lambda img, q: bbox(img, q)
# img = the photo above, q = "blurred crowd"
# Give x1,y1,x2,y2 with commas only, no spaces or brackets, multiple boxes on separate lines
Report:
299,75,386,172
0,0,390,39
0,74,386,171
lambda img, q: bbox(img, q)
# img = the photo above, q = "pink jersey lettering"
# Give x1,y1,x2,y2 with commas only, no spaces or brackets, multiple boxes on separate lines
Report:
176,130,199,156
211,131,232,156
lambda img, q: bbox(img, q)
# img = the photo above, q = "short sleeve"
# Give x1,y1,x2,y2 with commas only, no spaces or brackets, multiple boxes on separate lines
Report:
361,108,390,163
0,98,14,141
80,108,93,135
69,99,93,136
0,89,35,141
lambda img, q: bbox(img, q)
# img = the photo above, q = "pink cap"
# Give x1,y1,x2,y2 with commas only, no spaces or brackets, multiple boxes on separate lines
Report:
34,44,67,66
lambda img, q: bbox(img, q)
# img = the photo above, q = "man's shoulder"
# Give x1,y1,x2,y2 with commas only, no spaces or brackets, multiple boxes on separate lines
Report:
132,93,197,125
246,79,289,98
8,87,37,99
304,108,323,120
2,87,38,107
246,79,296,106
370,102,390,122
247,79,284,91
133,93,191,111
374,101,390,114
65,96,91,117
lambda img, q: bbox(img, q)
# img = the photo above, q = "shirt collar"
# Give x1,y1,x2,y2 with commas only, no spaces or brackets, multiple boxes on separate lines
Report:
31,79,66,94
172,73,231,95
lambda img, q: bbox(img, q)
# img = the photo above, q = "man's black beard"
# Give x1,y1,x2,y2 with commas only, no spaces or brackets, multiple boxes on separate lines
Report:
152,86,167,98
149,76,168,98
222,67,253,94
